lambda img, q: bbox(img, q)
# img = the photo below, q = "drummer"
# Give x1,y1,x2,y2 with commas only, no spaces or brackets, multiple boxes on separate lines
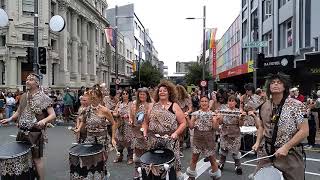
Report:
186,95,221,180
143,80,187,179
251,73,308,180
77,84,116,177
112,89,134,164
0,73,56,180
129,87,152,179
217,95,246,175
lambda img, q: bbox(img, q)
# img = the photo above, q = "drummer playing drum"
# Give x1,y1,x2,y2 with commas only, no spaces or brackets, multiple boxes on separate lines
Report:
0,73,56,180
251,73,309,180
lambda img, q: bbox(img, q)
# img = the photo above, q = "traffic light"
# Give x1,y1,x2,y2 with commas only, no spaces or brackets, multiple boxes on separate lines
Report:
38,47,46,65
40,65,46,74
26,47,34,63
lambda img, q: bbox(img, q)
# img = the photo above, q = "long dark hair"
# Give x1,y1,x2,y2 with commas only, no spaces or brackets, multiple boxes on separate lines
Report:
265,72,291,98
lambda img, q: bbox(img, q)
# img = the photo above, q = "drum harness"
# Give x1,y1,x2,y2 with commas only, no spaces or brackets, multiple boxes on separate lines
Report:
262,98,306,179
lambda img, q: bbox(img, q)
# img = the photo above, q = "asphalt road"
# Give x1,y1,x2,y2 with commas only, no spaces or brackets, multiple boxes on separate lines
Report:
0,126,320,180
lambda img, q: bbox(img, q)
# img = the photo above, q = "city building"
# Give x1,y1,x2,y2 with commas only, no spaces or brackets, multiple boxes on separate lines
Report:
176,61,194,74
107,3,162,79
0,0,111,89
240,0,320,92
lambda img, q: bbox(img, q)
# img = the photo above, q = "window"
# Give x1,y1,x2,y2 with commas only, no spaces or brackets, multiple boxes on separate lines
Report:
1,0,6,10
286,20,292,47
51,2,56,18
22,0,34,15
95,29,98,43
22,34,34,41
135,21,138,30
242,0,247,8
251,10,258,30
263,31,272,55
250,0,254,10
279,0,290,8
0,35,5,46
127,49,130,58
263,0,272,21
51,39,57,50
134,38,138,49
242,20,248,38
314,37,319,51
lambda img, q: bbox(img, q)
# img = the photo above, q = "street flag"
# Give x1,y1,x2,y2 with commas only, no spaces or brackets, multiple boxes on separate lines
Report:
210,28,217,49
105,28,116,47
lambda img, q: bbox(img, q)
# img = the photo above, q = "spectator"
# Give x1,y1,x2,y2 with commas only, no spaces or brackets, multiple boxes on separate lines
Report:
290,87,305,102
63,87,75,122
0,91,5,119
5,92,15,118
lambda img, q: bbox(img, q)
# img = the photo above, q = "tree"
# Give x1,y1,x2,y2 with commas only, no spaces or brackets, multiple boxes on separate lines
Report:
185,62,211,86
130,61,163,88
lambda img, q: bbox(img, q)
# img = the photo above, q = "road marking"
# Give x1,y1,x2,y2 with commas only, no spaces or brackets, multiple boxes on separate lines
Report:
306,158,320,162
183,158,320,179
9,135,16,138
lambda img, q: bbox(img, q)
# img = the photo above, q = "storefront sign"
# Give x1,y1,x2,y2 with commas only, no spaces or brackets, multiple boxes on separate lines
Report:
247,60,254,72
218,63,248,79
257,55,294,69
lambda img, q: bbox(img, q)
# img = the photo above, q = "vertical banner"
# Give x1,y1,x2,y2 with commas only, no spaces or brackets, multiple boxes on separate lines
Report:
210,28,217,78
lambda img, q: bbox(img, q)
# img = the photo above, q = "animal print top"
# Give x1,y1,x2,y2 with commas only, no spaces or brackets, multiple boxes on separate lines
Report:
220,107,241,137
259,98,307,147
19,91,52,129
103,96,117,111
148,102,177,135
191,110,215,131
84,106,107,133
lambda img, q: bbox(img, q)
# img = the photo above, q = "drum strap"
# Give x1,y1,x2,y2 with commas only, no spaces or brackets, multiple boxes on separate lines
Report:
265,97,286,160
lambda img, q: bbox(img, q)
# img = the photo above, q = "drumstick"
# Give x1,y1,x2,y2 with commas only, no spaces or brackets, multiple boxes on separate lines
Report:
240,150,254,159
243,154,275,164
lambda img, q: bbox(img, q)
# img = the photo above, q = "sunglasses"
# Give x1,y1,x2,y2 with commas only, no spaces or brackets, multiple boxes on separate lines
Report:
122,93,128,95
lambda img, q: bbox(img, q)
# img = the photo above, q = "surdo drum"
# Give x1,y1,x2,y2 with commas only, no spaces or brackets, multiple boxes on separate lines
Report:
254,166,284,180
140,148,176,180
0,142,34,180
69,143,106,180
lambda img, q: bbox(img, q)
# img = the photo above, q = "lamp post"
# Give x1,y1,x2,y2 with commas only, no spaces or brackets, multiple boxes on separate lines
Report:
186,5,206,95
114,5,134,90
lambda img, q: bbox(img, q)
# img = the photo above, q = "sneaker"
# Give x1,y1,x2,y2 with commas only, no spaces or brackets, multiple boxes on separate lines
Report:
305,145,314,150
304,145,311,148
179,151,184,158
235,166,243,175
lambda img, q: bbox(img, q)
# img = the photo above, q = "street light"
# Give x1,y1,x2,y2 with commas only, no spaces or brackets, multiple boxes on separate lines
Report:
186,5,206,95
114,5,134,90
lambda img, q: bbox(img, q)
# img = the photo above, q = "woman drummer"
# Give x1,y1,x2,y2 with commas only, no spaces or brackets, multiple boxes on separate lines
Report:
217,95,246,175
112,89,134,164
74,92,90,143
76,84,116,177
129,87,152,179
186,95,221,180
143,80,187,179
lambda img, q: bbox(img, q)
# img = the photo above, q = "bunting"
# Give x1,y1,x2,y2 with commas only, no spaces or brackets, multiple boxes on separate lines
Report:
105,28,116,47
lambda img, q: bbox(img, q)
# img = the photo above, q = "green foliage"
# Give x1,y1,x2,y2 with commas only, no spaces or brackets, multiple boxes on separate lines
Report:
185,62,211,85
130,61,163,88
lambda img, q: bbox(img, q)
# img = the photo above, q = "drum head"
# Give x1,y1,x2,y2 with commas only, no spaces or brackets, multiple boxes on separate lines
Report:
254,166,283,180
140,148,175,165
0,141,31,159
69,143,104,157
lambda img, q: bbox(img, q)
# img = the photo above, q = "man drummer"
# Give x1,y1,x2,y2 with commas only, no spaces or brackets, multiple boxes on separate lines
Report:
0,73,56,180
251,72,308,180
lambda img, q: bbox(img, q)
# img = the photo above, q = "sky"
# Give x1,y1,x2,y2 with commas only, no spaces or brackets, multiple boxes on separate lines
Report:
108,0,241,75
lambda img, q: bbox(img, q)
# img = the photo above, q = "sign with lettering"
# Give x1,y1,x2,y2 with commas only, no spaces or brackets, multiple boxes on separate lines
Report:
257,55,294,69
243,41,268,48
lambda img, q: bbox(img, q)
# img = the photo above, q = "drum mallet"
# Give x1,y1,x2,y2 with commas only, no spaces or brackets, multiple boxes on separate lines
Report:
137,167,143,180
164,163,170,180
240,150,254,159
243,154,275,164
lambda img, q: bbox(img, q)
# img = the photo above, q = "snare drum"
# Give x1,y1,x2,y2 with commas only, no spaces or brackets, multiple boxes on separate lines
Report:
140,148,176,180
0,141,34,180
240,126,257,152
69,143,106,180
254,166,284,180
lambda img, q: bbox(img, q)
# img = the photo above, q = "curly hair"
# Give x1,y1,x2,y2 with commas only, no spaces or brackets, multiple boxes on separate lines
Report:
88,84,104,103
153,80,177,103
265,72,291,98
176,85,189,101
